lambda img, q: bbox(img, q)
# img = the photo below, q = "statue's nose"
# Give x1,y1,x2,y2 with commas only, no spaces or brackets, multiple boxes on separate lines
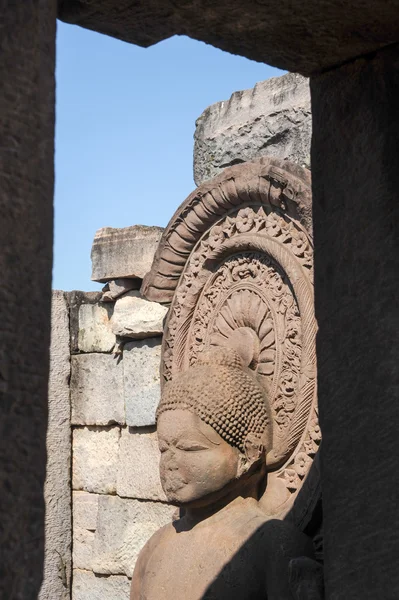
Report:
163,449,179,471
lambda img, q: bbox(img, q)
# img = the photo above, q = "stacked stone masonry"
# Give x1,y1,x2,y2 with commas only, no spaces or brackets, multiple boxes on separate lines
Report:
69,290,174,599
62,225,174,600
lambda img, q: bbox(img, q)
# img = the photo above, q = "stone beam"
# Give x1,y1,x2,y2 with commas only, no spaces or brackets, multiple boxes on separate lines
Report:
311,44,399,598
0,2,56,598
58,0,399,75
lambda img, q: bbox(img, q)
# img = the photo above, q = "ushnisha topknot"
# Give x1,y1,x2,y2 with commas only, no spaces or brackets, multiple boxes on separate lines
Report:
156,346,271,454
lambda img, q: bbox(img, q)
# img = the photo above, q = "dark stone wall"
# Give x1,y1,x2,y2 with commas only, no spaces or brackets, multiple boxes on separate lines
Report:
0,2,57,598
311,44,399,598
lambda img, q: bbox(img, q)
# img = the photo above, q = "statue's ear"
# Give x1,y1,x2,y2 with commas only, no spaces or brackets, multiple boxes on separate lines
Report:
236,434,264,478
244,433,264,464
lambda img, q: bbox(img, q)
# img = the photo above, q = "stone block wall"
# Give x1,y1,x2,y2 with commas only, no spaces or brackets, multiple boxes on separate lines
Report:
68,287,175,599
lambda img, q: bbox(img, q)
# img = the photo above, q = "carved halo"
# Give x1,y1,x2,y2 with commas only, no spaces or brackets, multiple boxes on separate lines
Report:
142,157,320,517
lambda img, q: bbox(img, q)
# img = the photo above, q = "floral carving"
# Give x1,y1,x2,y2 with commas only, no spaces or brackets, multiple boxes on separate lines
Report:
236,207,255,233
208,225,226,249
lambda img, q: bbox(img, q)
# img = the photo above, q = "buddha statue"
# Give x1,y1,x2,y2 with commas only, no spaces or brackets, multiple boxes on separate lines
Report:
130,346,314,600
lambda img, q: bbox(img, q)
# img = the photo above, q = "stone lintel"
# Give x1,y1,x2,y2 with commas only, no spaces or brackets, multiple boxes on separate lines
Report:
58,0,399,76
91,225,164,283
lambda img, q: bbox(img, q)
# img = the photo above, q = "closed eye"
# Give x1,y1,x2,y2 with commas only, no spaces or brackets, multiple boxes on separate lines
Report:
176,443,209,451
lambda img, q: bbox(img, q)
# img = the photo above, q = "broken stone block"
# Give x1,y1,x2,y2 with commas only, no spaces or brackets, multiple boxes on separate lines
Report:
101,278,141,302
72,427,120,494
111,291,168,339
78,303,115,352
194,72,311,186
91,225,164,283
123,339,162,427
73,492,99,571
117,428,166,501
91,495,174,577
71,354,124,426
66,291,103,354
72,570,131,600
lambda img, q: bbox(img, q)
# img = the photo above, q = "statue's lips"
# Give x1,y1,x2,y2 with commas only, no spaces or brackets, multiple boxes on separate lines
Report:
162,474,188,493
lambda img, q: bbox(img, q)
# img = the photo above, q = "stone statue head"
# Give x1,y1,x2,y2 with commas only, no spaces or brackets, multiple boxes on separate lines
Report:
156,346,272,508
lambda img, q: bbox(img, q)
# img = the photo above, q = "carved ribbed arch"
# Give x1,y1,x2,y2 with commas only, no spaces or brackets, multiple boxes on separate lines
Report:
141,156,312,304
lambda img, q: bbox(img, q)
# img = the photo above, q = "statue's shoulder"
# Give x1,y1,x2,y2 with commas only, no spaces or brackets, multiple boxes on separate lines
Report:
136,521,175,569
254,517,314,559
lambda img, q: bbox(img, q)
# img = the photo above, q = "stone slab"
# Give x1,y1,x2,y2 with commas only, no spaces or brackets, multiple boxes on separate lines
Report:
67,291,103,354
71,353,124,426
91,225,164,282
59,0,399,76
72,570,131,600
101,278,141,302
78,303,116,352
73,529,96,572
194,73,311,185
73,492,99,571
73,491,99,532
91,495,175,577
39,291,71,600
73,427,120,494
123,339,162,427
111,291,168,339
117,428,166,501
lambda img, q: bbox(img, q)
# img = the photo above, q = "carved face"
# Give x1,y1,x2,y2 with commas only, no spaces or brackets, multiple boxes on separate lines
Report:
157,409,240,506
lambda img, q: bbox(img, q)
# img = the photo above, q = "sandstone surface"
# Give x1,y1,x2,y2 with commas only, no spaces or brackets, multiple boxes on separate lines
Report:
73,492,99,571
73,427,120,494
123,339,162,427
111,291,168,339
91,225,164,282
101,278,140,302
117,428,166,501
194,73,311,185
91,495,175,577
72,570,131,600
67,291,103,354
78,303,115,352
39,291,71,600
71,354,124,426
59,0,399,76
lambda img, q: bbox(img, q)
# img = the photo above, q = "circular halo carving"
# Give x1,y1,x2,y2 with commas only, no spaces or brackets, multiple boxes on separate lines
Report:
142,157,320,517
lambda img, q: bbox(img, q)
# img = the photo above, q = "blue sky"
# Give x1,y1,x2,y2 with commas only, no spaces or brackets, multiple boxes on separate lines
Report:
54,22,282,291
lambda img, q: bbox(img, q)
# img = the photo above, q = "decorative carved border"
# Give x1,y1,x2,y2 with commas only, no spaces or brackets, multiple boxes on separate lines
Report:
142,156,312,303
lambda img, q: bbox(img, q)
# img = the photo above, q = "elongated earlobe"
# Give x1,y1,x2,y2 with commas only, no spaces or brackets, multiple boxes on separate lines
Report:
236,434,264,478
244,433,264,464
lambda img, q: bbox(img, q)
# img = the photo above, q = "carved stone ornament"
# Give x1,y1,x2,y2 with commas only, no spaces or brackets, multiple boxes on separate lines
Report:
142,156,319,518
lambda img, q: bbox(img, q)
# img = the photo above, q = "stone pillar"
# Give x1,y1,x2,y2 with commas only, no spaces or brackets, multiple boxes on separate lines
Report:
39,292,72,600
311,44,399,598
0,2,56,598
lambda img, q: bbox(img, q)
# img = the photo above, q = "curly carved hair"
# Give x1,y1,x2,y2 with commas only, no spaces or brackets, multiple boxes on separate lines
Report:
156,346,272,454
